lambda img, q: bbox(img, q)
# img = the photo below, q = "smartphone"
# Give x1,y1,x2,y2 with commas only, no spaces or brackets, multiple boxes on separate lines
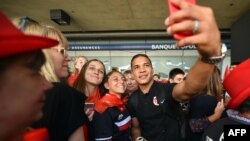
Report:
84,102,94,111
167,0,196,40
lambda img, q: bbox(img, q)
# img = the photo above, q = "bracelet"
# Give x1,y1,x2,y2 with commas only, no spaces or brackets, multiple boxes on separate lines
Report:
200,43,227,64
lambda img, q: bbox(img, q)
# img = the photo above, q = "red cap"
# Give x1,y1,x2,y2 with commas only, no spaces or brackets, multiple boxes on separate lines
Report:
0,12,58,58
223,58,250,109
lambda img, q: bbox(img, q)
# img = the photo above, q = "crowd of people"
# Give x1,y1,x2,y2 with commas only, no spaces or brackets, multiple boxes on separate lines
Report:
1,0,250,141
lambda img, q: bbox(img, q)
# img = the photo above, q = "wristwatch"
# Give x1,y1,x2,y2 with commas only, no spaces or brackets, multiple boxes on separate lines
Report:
201,43,227,64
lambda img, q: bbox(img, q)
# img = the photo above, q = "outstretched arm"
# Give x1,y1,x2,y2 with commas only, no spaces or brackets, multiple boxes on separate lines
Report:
165,0,222,102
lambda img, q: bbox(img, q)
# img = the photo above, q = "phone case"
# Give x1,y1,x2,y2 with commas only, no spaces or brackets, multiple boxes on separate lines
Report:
84,102,94,111
167,0,196,40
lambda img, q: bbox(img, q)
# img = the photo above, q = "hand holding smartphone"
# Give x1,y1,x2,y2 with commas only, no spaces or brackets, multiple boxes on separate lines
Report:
84,102,94,112
167,0,196,40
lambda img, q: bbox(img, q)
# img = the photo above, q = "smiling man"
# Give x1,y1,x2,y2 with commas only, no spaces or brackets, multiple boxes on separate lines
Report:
127,0,225,140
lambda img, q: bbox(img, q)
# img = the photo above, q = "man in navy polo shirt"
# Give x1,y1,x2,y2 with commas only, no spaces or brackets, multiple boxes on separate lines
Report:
127,0,226,141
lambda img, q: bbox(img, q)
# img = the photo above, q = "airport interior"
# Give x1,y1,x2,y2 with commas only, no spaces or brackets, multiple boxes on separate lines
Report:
1,1,250,141
1,0,250,79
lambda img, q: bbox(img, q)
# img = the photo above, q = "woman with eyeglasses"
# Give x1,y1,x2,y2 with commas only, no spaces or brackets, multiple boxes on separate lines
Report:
73,59,108,141
12,17,88,141
41,25,70,82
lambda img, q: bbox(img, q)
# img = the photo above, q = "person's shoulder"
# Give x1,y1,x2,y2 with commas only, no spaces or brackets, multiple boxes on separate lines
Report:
155,81,174,86
52,82,76,92
50,82,86,99
127,90,140,108
154,81,176,91
192,95,217,103
202,117,236,141
127,90,140,104
52,82,68,89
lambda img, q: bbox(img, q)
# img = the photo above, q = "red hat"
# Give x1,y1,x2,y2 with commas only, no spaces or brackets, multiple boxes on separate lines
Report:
0,12,58,58
223,58,250,110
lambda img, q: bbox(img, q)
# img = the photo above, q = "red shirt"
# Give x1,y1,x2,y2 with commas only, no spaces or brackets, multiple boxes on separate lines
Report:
67,73,79,86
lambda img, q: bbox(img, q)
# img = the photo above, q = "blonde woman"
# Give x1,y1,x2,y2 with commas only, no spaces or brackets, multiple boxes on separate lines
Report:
41,25,70,82
68,56,88,86
12,17,87,141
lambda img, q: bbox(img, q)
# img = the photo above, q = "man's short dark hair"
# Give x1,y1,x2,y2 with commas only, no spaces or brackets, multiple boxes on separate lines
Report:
169,68,185,79
153,74,160,79
123,70,132,75
130,54,152,69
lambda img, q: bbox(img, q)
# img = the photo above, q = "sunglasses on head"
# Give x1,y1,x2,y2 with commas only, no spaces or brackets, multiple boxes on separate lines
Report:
19,16,27,32
19,16,39,32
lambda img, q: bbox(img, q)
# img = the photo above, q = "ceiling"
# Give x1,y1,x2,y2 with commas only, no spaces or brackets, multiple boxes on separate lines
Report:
0,0,250,34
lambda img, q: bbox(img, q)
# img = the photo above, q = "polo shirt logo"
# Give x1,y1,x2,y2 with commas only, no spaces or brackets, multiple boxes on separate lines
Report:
153,96,159,106
118,114,124,120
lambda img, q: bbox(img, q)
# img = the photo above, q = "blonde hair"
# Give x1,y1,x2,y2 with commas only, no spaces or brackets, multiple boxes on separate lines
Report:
41,49,60,82
45,25,68,49
41,25,68,82
72,56,88,73
12,17,68,82
11,17,46,36
204,67,224,101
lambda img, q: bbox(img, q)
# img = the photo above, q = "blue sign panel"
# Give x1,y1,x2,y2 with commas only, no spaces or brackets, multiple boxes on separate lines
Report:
69,40,231,51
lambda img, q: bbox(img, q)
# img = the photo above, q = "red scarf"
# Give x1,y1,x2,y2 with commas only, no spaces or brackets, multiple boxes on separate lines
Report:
67,73,79,86
85,88,101,104
94,93,126,114
23,128,48,141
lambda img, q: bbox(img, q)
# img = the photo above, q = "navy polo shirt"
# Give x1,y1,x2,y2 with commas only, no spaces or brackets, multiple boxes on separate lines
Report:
93,107,131,141
127,81,182,141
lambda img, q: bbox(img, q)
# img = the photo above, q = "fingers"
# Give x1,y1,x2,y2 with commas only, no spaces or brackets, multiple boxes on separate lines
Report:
165,1,221,57
167,20,195,35
175,34,202,47
85,108,90,114
88,111,95,121
217,99,225,110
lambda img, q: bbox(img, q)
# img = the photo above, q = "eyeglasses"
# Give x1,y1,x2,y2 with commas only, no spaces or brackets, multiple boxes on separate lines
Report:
58,48,67,56
52,47,67,56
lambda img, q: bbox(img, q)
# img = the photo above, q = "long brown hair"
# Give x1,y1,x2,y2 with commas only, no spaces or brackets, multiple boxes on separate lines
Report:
203,66,224,101
73,59,107,97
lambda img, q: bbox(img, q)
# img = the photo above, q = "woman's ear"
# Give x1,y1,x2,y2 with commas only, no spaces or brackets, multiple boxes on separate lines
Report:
104,82,109,90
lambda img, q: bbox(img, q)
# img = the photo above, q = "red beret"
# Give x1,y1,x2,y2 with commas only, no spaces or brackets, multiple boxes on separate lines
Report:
0,12,58,58
223,58,250,109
